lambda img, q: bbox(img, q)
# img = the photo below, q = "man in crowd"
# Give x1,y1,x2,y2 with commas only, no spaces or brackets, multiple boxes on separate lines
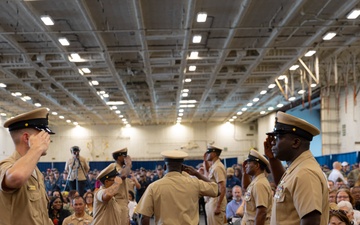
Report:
92,164,123,224
204,145,227,225
226,185,244,221
152,165,164,181
63,196,93,225
111,147,133,225
136,149,219,225
264,111,329,225
328,161,347,185
226,167,241,189
0,107,54,224
241,149,272,225
64,146,90,196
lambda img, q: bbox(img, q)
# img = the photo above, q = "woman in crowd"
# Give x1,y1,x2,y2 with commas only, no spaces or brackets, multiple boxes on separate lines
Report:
329,209,352,225
128,190,138,225
83,191,94,217
336,189,355,205
48,196,71,225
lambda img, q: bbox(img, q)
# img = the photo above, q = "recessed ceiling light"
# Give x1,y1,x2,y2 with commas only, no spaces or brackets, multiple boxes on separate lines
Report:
59,115,64,119
66,120,71,123
179,109,184,112
268,107,274,111
229,119,234,122
260,111,266,115
52,112,58,115
91,80,99,85
58,37,70,46
311,83,317,87
253,98,259,102
260,90,267,95
106,101,125,105
278,75,287,80
0,83,6,88
34,103,42,107
232,116,237,119
347,9,360,19
289,65,299,70
196,12,207,22
178,113,183,116
0,113,6,116
268,84,276,89
81,68,91,73
23,96,31,100
184,78,192,83
247,102,253,107
182,93,189,97
189,51,199,59
103,93,109,98
241,107,247,112
277,103,284,108
322,32,336,40
298,90,306,94
304,50,316,57
237,111,242,115
115,110,121,114
192,35,202,43
182,89,189,93
289,96,296,101
73,122,78,126
188,65,196,71
40,15,54,26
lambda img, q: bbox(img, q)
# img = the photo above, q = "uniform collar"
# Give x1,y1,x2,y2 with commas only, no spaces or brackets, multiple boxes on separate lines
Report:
286,150,313,174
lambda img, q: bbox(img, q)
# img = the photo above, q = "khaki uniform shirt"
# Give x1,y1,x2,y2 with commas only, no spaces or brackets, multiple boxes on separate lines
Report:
63,213,93,225
65,156,89,181
135,171,218,225
91,187,122,225
0,151,52,225
243,173,272,225
271,151,329,225
113,163,130,224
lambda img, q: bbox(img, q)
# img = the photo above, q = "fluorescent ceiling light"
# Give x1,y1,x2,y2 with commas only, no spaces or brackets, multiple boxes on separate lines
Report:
184,78,192,82
311,83,317,87
178,113,183,116
268,107,274,111
59,115,64,119
52,112,58,115
78,69,84,75
277,103,284,108
288,96,296,101
81,68,91,73
188,65,196,71
189,51,199,59
260,90,267,95
289,65,299,70
182,89,189,93
66,120,71,123
34,103,42,107
260,111,266,115
125,124,131,127
177,117,182,120
236,111,242,115
0,113,6,116
229,119,234,122
99,91,106,95
106,101,125,105
196,12,207,22
298,90,306,94
247,102,253,107
304,50,316,57
73,122,78,126
268,84,276,89
115,110,121,114
253,98,259,102
110,106,117,110
0,83,6,88
192,35,202,43
179,104,195,108
347,9,360,19
322,32,336,40
119,115,124,118
58,37,70,46
232,116,237,119
91,80,99,85
102,93,109,98
179,109,184,112
182,93,189,97
278,75,287,80
241,107,247,112
122,118,127,122
180,100,197,104
69,53,85,62
40,15,54,26
23,96,31,100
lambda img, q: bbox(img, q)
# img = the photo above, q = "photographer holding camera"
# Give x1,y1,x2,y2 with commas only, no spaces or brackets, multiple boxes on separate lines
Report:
64,146,89,196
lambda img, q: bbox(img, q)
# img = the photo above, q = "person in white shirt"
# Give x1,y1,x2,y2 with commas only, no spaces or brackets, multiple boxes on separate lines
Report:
128,190,138,225
328,161,347,184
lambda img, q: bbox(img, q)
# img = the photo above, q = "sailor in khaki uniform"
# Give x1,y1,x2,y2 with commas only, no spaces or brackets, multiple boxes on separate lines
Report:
241,149,272,225
111,147,133,225
264,111,329,225
135,149,219,225
204,145,227,225
0,107,54,225
91,164,123,225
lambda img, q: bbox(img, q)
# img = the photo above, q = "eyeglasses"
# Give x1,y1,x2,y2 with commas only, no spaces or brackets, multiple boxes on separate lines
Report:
336,195,349,199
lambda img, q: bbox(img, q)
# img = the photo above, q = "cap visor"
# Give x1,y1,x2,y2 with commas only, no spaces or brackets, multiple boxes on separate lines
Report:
34,126,55,134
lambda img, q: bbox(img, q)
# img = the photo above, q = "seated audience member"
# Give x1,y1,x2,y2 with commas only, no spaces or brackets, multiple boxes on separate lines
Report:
48,196,71,225
226,185,244,221
226,187,233,203
128,190,138,225
352,186,360,210
336,189,354,205
329,209,352,225
63,196,93,225
337,200,359,225
328,180,335,190
226,168,241,189
329,189,337,204
336,178,347,189
63,190,80,214
83,191,94,217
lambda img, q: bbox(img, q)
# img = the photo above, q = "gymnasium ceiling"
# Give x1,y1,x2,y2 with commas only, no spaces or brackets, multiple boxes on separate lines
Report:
0,0,360,126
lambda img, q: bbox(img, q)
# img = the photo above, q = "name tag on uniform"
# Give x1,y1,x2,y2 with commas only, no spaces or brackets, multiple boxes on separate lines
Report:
28,185,36,191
